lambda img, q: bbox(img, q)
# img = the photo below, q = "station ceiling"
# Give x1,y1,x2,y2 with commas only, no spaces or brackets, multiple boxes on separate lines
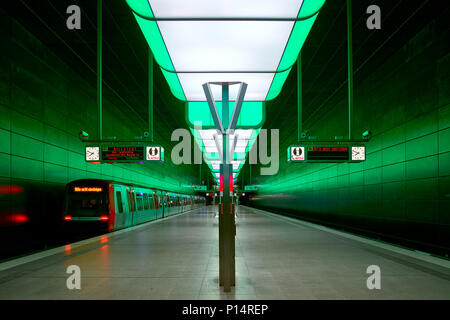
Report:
3,0,447,186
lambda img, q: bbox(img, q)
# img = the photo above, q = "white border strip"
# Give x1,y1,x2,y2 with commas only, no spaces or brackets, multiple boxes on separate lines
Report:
0,208,198,272
244,206,450,269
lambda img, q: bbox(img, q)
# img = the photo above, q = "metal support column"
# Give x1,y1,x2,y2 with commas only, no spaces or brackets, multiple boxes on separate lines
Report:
203,81,243,292
97,0,102,140
148,48,154,141
347,0,354,140
297,53,302,141
219,83,235,292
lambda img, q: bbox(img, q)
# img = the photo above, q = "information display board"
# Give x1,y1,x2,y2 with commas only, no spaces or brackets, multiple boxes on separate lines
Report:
288,145,365,163
85,145,164,163
307,146,349,161
244,185,258,191
102,146,144,161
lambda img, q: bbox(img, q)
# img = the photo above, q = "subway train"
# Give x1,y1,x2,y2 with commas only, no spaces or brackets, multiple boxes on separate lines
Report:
62,179,205,233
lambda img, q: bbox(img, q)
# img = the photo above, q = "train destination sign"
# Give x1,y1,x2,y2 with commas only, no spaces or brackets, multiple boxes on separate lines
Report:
288,145,366,163
85,145,164,163
73,186,103,193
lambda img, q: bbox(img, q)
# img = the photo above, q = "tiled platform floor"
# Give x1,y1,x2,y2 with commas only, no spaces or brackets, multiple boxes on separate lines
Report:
0,205,449,299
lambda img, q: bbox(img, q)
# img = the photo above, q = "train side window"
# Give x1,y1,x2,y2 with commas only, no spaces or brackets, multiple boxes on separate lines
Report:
126,190,131,211
128,190,136,212
130,192,136,212
143,194,149,210
148,195,154,209
116,191,123,213
136,195,143,211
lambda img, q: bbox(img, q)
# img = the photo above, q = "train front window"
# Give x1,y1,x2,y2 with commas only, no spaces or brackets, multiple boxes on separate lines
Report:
67,192,107,216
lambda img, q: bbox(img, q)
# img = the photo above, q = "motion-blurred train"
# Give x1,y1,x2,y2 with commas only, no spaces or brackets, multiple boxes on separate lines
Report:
62,179,205,233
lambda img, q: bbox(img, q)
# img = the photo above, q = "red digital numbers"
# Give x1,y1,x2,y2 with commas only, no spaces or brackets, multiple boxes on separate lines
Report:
313,147,348,152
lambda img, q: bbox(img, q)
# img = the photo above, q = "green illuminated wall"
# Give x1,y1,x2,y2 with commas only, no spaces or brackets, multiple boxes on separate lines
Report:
250,13,450,254
0,11,199,229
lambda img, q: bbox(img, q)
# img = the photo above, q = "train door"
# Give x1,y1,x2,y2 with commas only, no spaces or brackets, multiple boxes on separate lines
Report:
180,195,185,212
130,188,136,226
166,193,172,216
147,190,155,221
157,191,163,219
153,191,159,220
175,194,181,215
134,188,145,224
125,187,130,227
114,185,126,230
125,187,131,227
125,187,136,227
162,192,168,217
169,193,174,215
152,191,161,219
159,191,164,218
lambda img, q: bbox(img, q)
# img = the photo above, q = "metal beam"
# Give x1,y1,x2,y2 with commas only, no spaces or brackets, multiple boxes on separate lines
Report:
97,0,102,140
148,48,154,141
296,139,370,143
202,83,225,134
347,0,354,140
80,139,161,143
229,82,248,132
229,134,238,157
297,53,302,141
222,83,230,135
213,133,223,163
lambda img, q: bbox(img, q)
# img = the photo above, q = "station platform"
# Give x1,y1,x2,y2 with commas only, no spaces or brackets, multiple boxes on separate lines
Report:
0,205,449,300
